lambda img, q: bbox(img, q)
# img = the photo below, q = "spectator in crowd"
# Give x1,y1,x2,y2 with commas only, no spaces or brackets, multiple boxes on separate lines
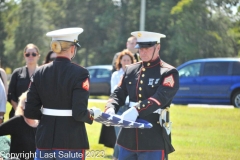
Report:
24,28,101,160
0,67,8,94
0,79,8,158
112,36,140,72
8,43,40,119
111,49,135,93
111,49,135,160
0,80,6,124
43,50,57,64
0,91,37,160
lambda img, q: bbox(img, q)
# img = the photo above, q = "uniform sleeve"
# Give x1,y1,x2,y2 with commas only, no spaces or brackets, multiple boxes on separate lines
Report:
72,70,93,124
24,75,42,120
137,69,179,118
8,69,19,103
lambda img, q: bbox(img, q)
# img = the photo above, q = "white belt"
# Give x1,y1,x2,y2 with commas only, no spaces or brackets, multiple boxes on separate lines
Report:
153,109,162,114
42,108,72,116
129,101,162,114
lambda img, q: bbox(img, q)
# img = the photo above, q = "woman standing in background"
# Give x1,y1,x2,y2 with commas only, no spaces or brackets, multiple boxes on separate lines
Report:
8,43,40,119
111,49,135,160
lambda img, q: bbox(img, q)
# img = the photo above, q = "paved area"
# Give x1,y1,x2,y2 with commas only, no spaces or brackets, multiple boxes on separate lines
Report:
186,104,234,109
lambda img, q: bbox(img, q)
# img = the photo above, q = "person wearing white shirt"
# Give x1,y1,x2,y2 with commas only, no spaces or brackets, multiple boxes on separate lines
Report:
111,68,124,93
111,49,135,93
111,49,135,160
0,79,6,124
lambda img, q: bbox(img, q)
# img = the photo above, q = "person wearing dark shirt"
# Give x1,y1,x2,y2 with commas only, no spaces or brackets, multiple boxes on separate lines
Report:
24,28,101,160
8,43,40,119
0,92,37,160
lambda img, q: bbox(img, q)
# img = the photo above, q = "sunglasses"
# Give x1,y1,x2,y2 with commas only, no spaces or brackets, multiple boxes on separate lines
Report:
25,52,38,57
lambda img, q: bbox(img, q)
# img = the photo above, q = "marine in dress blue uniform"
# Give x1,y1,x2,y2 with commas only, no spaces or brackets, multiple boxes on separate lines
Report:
24,28,101,160
105,31,179,160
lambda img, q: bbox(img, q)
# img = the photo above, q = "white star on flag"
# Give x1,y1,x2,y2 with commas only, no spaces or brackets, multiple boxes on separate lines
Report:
139,124,144,128
118,118,124,124
107,115,113,120
129,122,134,126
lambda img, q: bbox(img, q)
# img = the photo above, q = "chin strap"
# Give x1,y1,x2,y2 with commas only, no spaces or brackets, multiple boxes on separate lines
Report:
147,45,156,62
71,47,77,60
71,40,81,60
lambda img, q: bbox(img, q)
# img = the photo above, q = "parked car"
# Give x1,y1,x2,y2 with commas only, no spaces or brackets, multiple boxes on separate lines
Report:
86,65,112,96
172,58,240,108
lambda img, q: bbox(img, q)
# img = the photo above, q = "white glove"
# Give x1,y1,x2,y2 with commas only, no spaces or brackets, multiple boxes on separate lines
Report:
90,107,102,119
121,107,139,121
104,107,115,115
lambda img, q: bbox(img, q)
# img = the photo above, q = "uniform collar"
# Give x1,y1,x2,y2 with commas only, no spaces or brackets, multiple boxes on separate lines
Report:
142,57,161,68
55,56,71,62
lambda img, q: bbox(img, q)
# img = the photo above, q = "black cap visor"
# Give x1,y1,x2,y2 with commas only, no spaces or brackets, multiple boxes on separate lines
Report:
74,39,81,48
135,41,157,49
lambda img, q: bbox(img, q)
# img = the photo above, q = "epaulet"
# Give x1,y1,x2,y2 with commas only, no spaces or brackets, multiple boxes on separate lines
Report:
160,60,176,75
160,60,175,69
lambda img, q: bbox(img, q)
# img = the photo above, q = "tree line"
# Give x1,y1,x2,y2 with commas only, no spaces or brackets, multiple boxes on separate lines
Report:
0,0,239,72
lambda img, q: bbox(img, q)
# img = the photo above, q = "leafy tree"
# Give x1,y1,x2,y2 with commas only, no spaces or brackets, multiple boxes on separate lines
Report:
0,0,239,69
167,0,239,66
0,1,7,67
1,0,19,70
14,0,49,68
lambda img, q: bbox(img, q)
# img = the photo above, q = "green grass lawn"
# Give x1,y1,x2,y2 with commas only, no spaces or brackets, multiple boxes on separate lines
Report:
4,102,240,160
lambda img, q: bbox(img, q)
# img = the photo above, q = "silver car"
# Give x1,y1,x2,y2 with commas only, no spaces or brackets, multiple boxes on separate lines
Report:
86,65,112,95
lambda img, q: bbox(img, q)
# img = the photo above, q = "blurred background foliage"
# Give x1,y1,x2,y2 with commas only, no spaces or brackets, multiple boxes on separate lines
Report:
0,0,239,72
